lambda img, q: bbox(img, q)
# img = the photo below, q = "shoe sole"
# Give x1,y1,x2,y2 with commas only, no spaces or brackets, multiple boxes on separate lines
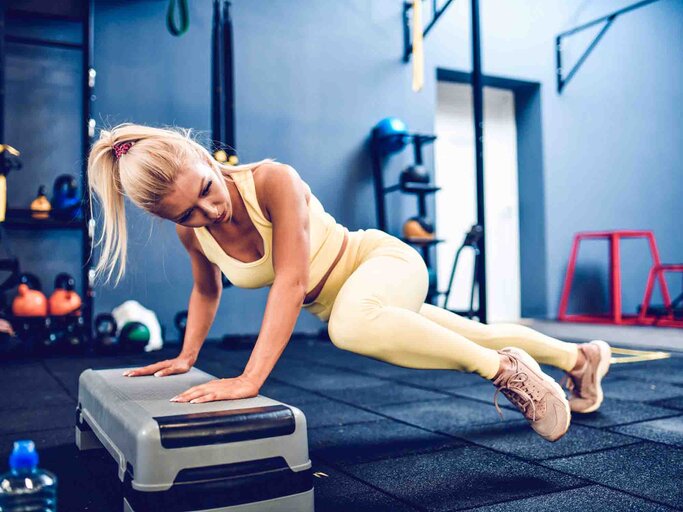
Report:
503,348,571,442
577,340,612,414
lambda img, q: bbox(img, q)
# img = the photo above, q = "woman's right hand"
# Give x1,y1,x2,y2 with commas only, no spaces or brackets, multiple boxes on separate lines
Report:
122,355,195,378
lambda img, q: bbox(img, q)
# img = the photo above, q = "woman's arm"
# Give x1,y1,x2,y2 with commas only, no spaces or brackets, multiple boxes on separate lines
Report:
172,164,310,402
124,225,222,377
242,164,310,386
177,224,223,362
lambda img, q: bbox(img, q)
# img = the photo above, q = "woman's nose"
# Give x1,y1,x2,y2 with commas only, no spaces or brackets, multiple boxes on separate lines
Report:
202,200,221,218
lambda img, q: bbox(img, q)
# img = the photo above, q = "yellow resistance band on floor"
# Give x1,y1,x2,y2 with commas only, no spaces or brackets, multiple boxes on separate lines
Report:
610,346,671,364
412,0,424,92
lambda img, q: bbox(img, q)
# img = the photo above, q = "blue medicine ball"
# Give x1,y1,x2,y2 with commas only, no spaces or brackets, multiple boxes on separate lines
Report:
373,117,409,154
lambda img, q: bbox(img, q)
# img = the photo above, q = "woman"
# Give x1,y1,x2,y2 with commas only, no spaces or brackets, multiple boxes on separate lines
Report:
87,123,611,443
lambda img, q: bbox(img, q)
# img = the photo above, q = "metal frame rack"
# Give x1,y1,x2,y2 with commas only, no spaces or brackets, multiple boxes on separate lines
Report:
370,130,444,305
0,2,96,343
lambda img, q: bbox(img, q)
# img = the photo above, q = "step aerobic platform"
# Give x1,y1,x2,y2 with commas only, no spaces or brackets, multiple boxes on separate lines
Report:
75,367,314,512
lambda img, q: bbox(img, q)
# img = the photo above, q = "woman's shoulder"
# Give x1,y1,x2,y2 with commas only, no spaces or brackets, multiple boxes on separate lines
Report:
251,162,312,218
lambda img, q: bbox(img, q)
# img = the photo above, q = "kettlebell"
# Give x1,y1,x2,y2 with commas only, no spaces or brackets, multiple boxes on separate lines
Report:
30,185,51,220
12,274,48,317
49,273,82,316
174,310,188,341
95,313,119,355
52,174,82,219
11,273,51,351
403,216,435,240
47,314,85,354
399,164,430,187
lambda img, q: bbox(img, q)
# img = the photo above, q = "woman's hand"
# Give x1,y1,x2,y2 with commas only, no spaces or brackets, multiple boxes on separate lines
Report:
122,355,195,378
170,375,261,404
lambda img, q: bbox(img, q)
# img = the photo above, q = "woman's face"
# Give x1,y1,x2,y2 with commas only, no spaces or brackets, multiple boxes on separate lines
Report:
158,160,232,227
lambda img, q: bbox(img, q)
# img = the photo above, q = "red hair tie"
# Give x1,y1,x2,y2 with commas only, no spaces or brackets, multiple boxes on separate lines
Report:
113,141,136,161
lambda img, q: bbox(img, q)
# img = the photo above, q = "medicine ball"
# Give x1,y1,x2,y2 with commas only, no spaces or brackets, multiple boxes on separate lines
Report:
399,165,430,186
52,174,82,218
119,321,150,353
402,216,435,240
373,117,410,155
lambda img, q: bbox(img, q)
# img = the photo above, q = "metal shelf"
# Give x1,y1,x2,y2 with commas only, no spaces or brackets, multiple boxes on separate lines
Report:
2,208,84,230
401,237,445,246
385,182,441,194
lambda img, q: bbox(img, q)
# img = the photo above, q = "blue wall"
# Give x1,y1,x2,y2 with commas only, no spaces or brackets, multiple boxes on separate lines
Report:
9,0,678,341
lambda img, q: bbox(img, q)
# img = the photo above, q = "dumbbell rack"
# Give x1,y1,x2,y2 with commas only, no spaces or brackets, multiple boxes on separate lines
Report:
0,2,96,345
370,129,444,304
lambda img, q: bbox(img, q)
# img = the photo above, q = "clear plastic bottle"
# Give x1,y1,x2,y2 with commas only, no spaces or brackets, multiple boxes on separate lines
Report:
0,440,57,512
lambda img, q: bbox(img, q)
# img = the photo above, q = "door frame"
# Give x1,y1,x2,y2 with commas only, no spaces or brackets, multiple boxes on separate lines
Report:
436,68,547,318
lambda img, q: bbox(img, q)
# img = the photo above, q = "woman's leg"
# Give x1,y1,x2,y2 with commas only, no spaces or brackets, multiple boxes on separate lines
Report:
418,303,579,372
326,243,500,380
326,237,571,441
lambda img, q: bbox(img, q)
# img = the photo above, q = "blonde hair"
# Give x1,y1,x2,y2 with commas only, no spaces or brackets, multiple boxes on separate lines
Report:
86,122,275,286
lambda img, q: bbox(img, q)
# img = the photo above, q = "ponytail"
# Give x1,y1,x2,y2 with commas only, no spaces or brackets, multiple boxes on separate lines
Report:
87,129,130,286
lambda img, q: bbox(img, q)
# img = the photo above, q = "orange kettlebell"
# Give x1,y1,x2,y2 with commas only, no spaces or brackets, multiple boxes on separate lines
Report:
49,273,81,316
12,274,48,317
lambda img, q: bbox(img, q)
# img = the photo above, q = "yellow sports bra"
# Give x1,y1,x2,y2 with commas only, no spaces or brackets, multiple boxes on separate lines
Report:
193,167,347,297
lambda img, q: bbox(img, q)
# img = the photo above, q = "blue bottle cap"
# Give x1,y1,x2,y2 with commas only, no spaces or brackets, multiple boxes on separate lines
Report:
9,440,39,471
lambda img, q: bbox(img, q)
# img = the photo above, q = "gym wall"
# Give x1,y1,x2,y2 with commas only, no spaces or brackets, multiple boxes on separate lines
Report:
83,0,682,340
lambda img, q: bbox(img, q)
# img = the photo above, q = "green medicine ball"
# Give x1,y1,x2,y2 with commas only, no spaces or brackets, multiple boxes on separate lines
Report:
119,321,150,352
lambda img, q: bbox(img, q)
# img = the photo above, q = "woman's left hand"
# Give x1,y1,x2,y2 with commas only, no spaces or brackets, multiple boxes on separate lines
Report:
170,375,261,404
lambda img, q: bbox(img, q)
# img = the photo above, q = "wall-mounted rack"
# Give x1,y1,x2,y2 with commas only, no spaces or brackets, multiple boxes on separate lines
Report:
0,2,96,344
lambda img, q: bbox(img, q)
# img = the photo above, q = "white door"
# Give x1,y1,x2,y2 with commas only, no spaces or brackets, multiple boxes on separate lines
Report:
434,81,521,323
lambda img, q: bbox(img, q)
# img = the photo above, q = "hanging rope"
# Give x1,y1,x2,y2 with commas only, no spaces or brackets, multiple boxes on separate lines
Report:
411,0,424,92
167,0,190,37
610,346,671,364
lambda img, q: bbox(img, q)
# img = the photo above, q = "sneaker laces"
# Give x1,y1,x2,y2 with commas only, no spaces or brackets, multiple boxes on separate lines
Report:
493,370,538,422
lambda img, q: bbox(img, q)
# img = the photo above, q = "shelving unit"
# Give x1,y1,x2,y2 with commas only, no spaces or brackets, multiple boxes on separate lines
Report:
370,130,443,304
0,2,96,344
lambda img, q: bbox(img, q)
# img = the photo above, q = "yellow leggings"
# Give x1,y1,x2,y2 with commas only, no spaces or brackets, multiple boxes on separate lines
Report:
303,229,579,380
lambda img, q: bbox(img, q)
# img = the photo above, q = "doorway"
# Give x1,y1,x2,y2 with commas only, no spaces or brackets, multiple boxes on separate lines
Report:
434,70,546,322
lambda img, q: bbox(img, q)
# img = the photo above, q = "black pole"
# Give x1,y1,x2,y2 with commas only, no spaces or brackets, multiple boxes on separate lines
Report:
471,0,487,322
0,3,5,173
222,0,236,160
81,0,95,344
211,0,223,147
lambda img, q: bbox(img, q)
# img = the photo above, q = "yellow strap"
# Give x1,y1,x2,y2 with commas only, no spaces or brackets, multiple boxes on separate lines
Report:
610,346,671,364
412,0,424,92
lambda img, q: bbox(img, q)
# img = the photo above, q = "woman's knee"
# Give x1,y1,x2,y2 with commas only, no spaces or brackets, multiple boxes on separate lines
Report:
326,299,384,352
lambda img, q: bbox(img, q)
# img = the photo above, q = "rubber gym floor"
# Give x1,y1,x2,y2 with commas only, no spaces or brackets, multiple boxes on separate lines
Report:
2,335,682,511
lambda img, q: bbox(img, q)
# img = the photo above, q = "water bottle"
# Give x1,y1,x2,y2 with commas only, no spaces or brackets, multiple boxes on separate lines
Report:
0,440,57,512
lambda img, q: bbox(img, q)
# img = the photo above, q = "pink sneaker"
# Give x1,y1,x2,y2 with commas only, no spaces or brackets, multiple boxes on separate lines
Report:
493,347,571,442
561,340,612,413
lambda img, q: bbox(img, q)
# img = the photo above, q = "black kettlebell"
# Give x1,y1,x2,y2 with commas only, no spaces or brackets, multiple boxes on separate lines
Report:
94,313,119,355
174,310,188,341
399,164,430,187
